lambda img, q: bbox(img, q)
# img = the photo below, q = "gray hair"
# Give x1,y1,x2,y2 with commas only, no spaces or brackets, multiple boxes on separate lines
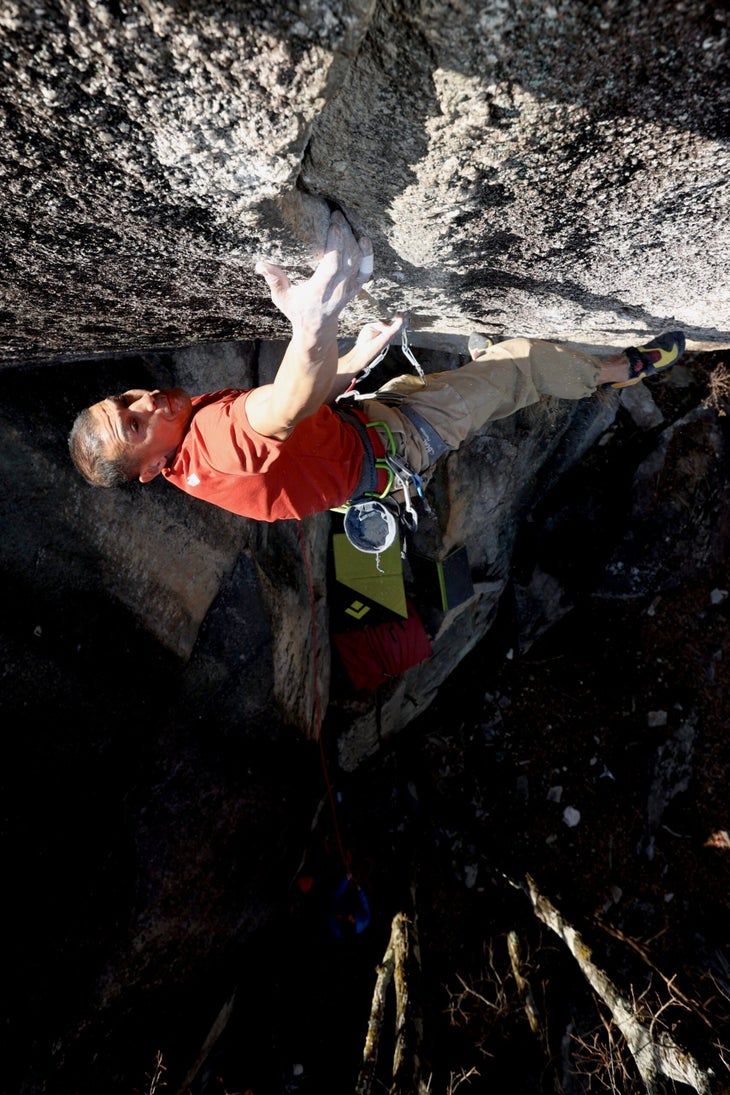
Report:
68,407,137,487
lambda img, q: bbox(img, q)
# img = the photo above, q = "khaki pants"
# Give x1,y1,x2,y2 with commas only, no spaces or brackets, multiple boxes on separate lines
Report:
361,338,602,474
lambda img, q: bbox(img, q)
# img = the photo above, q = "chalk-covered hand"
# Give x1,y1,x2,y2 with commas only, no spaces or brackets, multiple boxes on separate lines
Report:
326,313,407,402
352,314,407,364
255,210,374,332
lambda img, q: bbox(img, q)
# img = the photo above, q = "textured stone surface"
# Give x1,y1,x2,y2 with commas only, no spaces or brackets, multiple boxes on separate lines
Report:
2,1,729,1089
0,0,373,359
1,0,728,364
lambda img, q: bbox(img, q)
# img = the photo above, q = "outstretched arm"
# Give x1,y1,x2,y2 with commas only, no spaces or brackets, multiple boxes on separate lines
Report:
245,210,374,440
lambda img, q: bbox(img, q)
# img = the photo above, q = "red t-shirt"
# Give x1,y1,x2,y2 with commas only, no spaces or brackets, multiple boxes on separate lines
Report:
162,389,364,521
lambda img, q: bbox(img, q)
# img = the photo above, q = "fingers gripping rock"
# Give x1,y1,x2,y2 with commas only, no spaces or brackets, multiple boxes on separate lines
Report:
255,209,374,329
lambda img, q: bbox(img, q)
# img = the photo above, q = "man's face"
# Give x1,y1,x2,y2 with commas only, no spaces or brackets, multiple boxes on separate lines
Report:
90,388,193,481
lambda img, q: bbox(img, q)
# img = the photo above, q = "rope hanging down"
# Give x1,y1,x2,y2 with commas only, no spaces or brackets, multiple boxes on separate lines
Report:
297,520,372,937
296,518,351,874
293,327,427,927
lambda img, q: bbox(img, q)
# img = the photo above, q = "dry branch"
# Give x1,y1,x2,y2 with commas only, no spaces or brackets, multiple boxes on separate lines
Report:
174,991,236,1095
507,930,544,1041
392,911,425,1095
597,919,715,1031
524,874,720,1095
356,910,426,1095
357,939,396,1095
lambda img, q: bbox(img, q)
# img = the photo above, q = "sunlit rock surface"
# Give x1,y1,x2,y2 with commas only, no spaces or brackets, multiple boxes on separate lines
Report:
1,0,728,363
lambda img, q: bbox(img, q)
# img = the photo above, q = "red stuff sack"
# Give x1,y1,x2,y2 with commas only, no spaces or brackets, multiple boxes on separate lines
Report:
333,601,432,692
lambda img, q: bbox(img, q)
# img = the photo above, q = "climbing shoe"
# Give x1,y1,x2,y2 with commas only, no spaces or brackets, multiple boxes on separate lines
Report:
468,332,495,360
612,331,686,389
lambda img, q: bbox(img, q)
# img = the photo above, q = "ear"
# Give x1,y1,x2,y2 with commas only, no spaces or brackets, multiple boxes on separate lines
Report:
138,457,167,484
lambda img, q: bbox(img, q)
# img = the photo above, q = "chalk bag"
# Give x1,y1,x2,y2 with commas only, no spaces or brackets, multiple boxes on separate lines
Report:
343,499,397,554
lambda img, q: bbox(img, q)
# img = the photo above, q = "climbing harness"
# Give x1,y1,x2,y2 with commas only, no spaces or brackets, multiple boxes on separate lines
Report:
335,324,433,554
364,417,397,500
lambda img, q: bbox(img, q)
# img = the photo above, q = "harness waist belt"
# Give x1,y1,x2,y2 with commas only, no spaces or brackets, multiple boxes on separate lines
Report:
400,405,451,465
332,403,389,500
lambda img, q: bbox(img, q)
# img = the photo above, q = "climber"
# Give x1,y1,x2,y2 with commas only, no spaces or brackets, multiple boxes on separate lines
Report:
68,209,686,523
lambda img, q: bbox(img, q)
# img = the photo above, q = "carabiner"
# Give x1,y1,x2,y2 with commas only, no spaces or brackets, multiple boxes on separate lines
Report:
401,327,427,385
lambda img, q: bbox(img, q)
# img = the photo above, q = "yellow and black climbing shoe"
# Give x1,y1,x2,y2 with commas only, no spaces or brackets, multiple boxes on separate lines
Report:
612,331,686,389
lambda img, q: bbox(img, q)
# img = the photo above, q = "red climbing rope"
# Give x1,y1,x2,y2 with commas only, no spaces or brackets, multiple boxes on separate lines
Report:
297,519,351,876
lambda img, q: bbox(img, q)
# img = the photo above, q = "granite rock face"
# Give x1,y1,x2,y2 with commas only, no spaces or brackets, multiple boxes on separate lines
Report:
1,0,728,363
2,2,729,1091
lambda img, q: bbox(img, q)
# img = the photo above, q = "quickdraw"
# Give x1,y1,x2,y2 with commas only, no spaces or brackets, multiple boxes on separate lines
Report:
336,324,427,403
399,325,427,385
